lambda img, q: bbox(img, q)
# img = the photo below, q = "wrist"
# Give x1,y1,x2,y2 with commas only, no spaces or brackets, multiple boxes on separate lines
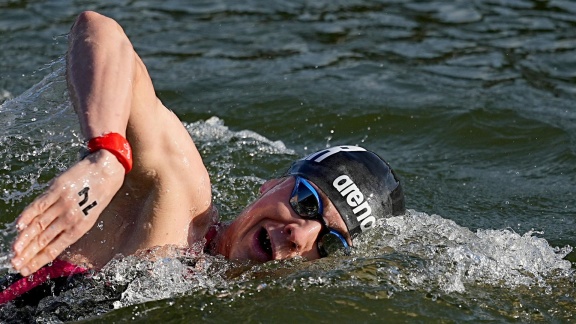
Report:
90,149,126,177
87,132,133,174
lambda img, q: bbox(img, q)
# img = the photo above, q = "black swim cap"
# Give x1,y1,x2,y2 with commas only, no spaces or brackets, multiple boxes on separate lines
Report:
286,145,405,239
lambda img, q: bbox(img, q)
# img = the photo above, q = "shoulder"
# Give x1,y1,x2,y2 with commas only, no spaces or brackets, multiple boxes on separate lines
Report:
124,101,213,240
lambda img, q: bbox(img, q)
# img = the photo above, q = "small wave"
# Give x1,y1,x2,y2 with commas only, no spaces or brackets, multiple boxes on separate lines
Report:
185,116,294,155
359,210,573,293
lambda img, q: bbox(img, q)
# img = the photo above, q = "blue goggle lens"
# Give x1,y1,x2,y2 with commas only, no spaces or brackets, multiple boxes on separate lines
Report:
289,176,351,257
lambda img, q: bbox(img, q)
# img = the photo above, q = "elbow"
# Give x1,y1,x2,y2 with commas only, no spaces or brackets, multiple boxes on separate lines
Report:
71,11,128,43
68,11,135,64
72,11,108,32
74,10,103,23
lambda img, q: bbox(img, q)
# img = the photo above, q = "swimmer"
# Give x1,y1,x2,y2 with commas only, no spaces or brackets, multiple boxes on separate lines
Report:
3,11,404,303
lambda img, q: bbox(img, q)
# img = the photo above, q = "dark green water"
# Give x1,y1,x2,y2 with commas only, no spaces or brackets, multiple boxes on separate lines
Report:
1,0,575,322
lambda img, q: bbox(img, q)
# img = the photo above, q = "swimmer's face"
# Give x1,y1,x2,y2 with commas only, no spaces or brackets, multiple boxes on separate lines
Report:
217,177,351,263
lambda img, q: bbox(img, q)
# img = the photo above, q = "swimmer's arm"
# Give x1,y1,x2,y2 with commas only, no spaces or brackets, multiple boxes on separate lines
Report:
11,11,213,275
11,12,137,275
66,11,134,141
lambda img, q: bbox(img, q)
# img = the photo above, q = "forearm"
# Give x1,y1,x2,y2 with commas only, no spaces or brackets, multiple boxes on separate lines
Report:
66,11,135,139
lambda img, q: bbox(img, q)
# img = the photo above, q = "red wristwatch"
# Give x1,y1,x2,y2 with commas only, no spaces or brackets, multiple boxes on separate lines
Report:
87,132,133,174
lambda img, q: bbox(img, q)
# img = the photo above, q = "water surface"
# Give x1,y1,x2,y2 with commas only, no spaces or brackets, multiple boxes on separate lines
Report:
0,0,575,322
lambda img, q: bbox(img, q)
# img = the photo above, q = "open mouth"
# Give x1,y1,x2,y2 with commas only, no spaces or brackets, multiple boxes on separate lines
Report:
258,227,273,259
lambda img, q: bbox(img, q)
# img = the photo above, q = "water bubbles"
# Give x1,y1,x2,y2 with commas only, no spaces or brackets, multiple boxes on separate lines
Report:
359,210,574,295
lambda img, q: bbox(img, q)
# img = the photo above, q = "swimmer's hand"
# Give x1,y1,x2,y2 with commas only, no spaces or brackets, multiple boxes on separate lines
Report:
11,150,125,276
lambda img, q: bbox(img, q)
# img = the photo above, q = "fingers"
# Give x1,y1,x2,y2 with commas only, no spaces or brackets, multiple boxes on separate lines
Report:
14,233,71,277
16,191,59,230
12,211,77,276
11,195,69,275
12,199,63,255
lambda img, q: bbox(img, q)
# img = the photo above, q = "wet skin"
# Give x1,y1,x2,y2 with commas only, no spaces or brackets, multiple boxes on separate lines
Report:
215,176,352,263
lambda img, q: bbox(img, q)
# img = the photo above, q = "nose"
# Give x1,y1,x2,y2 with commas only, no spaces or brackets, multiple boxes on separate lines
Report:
283,220,323,258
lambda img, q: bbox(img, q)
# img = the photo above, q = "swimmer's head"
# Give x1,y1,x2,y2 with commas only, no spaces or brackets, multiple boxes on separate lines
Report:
285,145,405,240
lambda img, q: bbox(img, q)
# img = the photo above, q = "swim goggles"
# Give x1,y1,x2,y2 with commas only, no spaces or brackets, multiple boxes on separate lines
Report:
289,176,351,257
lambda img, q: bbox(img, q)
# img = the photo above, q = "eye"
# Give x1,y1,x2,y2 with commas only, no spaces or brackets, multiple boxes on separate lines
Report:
319,234,341,256
298,194,319,216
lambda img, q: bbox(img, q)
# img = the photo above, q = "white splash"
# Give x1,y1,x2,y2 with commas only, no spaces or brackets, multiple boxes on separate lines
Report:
368,210,573,293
